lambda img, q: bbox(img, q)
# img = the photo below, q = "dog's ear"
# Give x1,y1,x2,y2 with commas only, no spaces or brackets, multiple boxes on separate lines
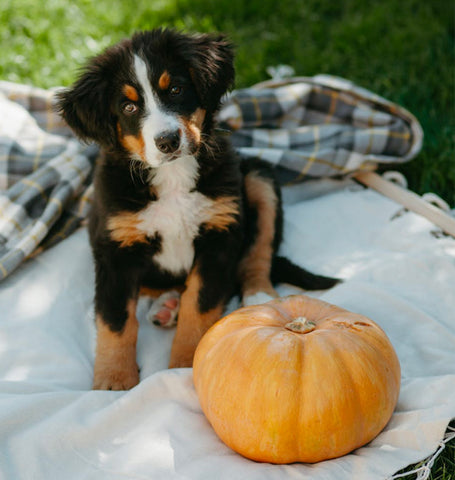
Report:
56,52,119,146
183,33,235,112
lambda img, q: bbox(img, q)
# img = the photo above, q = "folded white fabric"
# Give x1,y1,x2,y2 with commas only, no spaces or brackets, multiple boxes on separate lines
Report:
0,181,454,480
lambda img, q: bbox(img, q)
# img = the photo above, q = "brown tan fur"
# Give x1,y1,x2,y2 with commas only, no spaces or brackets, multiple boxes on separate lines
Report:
122,84,139,102
158,71,171,90
107,211,149,247
168,265,224,368
203,196,239,232
239,172,279,299
107,194,238,248
182,108,206,149
93,299,139,390
117,122,146,162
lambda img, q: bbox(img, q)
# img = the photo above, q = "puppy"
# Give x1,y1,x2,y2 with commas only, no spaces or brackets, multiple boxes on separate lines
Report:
57,28,338,390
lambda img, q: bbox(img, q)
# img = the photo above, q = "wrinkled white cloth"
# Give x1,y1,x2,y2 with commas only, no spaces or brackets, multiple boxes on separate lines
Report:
0,181,454,480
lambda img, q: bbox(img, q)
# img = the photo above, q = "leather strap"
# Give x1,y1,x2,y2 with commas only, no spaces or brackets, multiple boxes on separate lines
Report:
354,171,455,238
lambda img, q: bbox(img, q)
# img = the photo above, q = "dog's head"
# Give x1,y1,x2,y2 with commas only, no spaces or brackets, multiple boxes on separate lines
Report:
57,28,234,168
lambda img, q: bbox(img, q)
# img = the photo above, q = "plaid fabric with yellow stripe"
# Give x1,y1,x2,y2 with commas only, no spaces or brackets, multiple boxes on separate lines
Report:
0,75,422,281
218,75,423,184
0,81,96,281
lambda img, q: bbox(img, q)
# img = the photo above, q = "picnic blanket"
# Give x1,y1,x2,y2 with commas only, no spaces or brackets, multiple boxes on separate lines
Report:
0,75,423,281
2,77,454,480
0,176,454,480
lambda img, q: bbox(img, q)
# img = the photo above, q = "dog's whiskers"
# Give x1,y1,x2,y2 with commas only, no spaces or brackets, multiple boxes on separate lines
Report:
129,158,151,185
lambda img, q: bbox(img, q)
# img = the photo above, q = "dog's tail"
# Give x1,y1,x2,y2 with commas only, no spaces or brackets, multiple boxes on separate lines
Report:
271,256,340,290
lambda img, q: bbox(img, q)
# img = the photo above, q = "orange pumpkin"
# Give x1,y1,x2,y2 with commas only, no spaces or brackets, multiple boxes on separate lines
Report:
193,295,401,464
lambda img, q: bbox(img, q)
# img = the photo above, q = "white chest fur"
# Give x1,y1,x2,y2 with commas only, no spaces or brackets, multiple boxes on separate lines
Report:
138,156,212,275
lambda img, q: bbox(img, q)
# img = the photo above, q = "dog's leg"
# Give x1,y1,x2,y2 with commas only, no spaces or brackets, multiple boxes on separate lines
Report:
93,301,139,390
92,262,140,390
240,171,280,306
168,259,233,368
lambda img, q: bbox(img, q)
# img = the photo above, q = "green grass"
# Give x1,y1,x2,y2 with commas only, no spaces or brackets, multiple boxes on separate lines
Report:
0,0,454,205
0,1,454,477
394,422,455,480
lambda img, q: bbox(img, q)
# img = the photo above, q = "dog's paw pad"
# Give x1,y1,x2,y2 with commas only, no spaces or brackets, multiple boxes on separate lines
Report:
147,290,180,328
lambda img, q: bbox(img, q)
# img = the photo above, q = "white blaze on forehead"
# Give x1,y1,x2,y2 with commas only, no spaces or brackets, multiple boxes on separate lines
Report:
133,54,181,167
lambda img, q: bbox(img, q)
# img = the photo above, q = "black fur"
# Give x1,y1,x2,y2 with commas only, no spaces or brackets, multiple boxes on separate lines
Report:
57,28,338,372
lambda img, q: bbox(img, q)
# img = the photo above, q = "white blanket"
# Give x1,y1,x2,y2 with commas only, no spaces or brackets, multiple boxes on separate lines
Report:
1,180,454,480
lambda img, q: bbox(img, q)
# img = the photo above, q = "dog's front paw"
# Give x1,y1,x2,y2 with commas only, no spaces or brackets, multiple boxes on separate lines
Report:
147,290,180,328
93,360,140,390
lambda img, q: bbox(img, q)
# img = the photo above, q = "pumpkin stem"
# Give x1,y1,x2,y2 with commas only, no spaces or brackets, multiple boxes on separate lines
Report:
284,317,316,333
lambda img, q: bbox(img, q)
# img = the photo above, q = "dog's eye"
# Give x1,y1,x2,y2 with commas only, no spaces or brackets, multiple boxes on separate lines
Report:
169,86,183,97
123,103,138,115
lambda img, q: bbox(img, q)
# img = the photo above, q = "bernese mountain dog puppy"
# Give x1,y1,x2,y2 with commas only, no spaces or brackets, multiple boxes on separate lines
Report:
57,28,338,390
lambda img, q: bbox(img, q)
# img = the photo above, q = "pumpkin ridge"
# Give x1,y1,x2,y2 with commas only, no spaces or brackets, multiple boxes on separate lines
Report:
328,331,399,451
223,328,285,456
246,327,306,463
324,334,373,454
299,331,365,460
294,335,307,462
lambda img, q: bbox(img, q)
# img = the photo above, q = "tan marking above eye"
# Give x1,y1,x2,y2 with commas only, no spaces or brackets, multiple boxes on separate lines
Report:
158,71,171,90
123,84,139,102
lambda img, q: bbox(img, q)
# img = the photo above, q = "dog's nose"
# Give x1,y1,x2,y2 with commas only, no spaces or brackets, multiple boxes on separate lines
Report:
154,131,180,154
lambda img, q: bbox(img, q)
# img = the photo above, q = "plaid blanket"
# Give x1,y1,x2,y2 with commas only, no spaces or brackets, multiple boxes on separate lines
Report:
0,75,422,281
0,81,96,281
219,75,423,183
